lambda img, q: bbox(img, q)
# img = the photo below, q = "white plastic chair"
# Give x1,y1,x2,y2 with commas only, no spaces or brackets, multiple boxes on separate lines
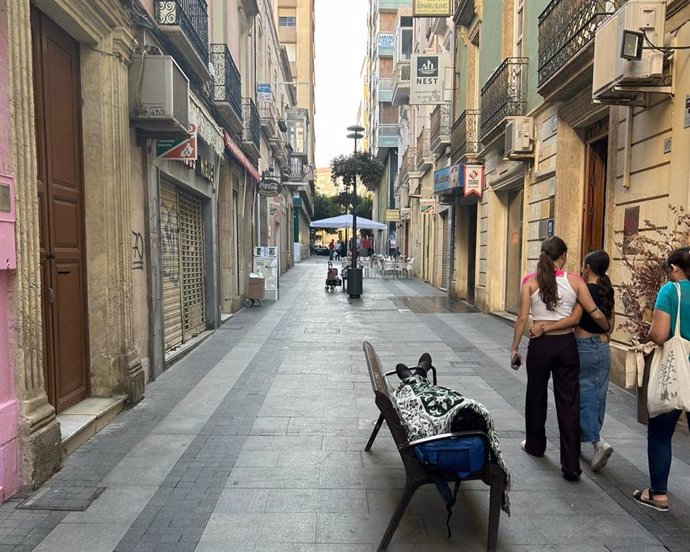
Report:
403,257,414,279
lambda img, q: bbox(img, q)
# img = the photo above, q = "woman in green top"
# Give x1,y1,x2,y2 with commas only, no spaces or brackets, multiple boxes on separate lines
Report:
633,247,690,512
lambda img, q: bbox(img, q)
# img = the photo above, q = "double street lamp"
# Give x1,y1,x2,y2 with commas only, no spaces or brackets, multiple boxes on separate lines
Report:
346,125,365,299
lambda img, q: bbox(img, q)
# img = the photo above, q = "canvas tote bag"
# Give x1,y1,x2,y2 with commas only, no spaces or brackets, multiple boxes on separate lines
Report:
647,283,690,417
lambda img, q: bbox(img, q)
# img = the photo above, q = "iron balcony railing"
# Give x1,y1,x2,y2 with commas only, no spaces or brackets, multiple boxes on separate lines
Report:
242,99,260,152
416,128,431,170
430,104,451,152
155,0,209,64
480,57,528,140
400,146,412,185
451,109,481,160
392,62,411,105
210,44,242,118
537,0,611,88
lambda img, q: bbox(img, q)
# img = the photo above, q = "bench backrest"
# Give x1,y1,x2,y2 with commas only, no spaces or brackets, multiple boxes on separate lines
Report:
363,341,415,454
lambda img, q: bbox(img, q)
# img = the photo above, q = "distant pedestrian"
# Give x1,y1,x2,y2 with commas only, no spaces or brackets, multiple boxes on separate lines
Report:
511,237,609,482
328,239,335,260
334,240,342,260
633,247,690,512
532,250,616,471
339,241,347,260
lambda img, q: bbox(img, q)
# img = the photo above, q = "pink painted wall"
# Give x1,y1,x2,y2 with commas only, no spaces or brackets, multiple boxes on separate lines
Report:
0,1,21,503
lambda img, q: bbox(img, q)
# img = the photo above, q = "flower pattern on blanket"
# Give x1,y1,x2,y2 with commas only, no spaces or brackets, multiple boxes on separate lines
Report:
394,375,512,515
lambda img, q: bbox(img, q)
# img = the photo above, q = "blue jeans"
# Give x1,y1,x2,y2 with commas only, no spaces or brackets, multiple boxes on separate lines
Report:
576,337,610,443
648,410,690,495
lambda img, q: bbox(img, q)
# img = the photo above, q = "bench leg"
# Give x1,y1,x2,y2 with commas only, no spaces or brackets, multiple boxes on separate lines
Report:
364,413,385,451
378,482,420,552
486,468,505,552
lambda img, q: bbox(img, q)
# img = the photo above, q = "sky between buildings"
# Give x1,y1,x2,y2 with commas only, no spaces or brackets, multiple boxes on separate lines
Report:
314,0,368,168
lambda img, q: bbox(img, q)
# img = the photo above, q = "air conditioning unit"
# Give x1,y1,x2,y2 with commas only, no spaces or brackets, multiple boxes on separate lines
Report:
592,0,666,104
129,55,190,135
505,117,534,157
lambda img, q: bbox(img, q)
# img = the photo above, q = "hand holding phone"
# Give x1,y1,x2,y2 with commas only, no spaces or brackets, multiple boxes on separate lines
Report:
510,352,522,370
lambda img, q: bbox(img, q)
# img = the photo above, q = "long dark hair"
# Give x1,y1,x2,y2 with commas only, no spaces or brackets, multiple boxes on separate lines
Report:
584,250,614,318
537,236,568,311
664,247,690,279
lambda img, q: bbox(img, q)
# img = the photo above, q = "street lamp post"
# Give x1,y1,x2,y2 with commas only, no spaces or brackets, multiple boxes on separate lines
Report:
346,125,365,299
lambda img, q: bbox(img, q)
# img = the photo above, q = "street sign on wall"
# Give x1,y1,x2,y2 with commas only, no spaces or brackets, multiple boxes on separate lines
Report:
413,0,452,17
410,55,443,105
385,209,400,222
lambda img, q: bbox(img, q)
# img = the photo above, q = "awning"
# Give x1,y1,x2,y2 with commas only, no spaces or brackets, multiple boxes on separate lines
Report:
309,214,387,230
224,131,260,182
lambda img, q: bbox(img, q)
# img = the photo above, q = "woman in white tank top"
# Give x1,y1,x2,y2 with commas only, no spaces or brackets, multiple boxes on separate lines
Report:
510,237,609,481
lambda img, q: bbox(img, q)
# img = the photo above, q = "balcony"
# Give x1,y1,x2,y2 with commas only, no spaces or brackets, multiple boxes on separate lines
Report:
415,128,433,173
392,62,410,106
430,104,451,155
242,99,260,160
155,0,210,81
375,124,398,160
258,97,278,140
537,0,611,100
479,57,528,144
451,109,481,163
210,44,242,133
377,33,394,57
377,78,393,103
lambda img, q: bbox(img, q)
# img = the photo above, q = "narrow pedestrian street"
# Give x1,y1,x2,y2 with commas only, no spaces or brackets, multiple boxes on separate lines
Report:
1,259,689,552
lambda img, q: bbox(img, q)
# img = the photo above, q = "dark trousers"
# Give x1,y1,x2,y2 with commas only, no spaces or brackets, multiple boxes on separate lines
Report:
648,409,690,495
525,333,581,477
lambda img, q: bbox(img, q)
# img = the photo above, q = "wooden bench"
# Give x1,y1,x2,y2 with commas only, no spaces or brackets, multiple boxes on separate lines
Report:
362,340,505,552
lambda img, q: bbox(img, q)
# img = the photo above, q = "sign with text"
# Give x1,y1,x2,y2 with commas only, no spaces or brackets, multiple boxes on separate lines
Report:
400,208,411,221
463,164,484,198
410,54,443,105
257,84,273,102
258,178,281,198
413,0,452,17
157,124,197,160
385,209,401,222
419,199,435,215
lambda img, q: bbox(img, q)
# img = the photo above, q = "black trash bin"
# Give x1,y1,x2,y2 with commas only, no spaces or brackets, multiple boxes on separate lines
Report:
348,267,363,299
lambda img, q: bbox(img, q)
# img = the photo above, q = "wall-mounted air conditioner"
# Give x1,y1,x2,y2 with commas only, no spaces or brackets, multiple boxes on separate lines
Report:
129,55,190,135
505,117,534,157
592,0,666,104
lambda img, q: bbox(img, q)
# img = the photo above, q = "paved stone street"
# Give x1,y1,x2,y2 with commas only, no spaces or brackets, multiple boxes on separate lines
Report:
1,259,689,552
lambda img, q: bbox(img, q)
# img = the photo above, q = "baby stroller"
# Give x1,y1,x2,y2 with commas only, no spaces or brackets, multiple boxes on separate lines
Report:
325,261,341,292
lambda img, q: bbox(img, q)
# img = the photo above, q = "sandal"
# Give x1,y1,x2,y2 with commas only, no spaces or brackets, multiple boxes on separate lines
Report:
633,489,668,512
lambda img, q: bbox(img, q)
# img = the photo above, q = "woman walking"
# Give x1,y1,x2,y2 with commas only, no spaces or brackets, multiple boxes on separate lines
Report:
511,237,609,481
533,250,616,471
633,247,690,512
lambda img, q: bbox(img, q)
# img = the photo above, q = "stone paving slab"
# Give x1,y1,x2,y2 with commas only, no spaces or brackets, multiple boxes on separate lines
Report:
2,258,690,551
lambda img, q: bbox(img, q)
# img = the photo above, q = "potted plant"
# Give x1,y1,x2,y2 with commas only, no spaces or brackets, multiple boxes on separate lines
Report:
617,205,690,423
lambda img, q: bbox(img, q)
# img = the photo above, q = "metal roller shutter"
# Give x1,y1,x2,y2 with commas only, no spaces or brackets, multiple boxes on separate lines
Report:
441,212,450,290
179,188,206,338
160,181,183,351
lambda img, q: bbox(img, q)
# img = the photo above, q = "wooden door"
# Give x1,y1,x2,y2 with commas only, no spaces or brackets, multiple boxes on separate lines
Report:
505,189,524,315
32,10,89,412
583,123,608,259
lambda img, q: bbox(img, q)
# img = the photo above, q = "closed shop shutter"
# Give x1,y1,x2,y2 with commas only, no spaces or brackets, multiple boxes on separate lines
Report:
179,188,206,338
441,212,450,289
160,180,183,351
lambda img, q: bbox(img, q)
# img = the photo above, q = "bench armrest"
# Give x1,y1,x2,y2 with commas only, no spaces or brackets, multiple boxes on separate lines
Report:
402,430,490,450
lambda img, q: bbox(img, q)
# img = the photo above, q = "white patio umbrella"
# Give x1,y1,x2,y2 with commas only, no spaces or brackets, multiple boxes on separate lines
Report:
309,214,387,230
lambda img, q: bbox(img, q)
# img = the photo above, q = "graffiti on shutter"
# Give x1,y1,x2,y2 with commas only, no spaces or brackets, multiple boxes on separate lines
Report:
160,181,183,350
179,188,206,338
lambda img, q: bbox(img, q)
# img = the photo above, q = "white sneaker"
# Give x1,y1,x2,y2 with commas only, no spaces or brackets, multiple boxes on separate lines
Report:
591,440,614,472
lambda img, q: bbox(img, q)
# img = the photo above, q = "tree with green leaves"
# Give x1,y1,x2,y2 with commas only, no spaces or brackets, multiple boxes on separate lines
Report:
330,151,384,193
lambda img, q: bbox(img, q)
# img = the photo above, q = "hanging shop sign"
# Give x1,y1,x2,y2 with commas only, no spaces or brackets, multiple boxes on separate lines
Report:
385,209,401,222
420,199,435,215
432,165,452,194
258,178,281,198
157,124,197,160
463,164,484,197
410,54,443,105
413,0,452,17
400,208,411,221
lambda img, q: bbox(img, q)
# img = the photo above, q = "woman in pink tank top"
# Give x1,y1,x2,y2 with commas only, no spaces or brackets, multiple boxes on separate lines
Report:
510,237,609,481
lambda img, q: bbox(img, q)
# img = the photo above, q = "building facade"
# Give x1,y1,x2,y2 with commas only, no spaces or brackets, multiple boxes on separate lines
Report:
0,0,307,502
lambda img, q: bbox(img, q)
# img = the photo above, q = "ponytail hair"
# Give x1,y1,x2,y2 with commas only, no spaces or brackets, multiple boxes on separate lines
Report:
537,236,568,311
664,247,690,279
584,250,614,318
